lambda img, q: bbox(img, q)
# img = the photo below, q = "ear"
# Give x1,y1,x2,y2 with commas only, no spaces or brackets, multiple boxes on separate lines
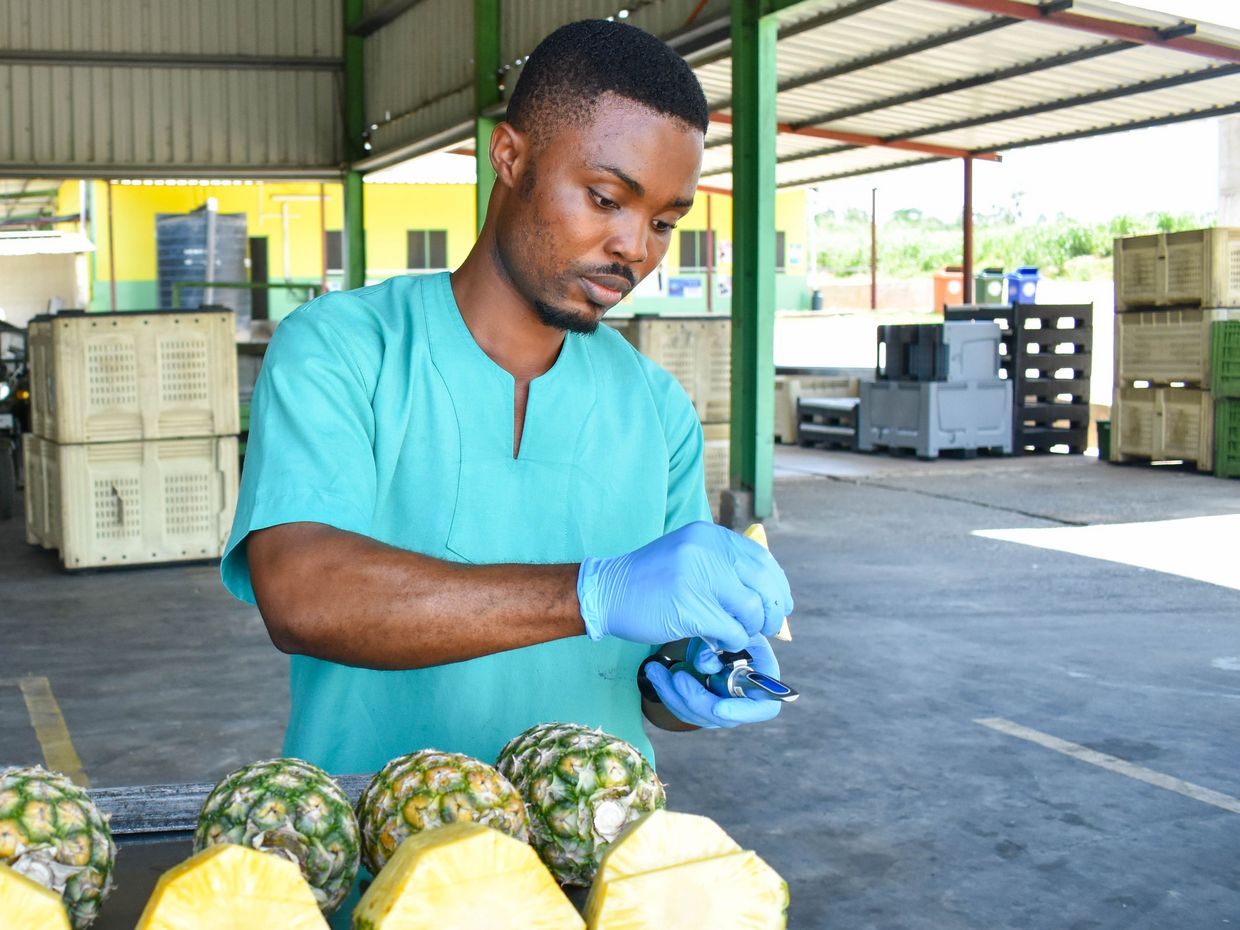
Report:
490,122,529,191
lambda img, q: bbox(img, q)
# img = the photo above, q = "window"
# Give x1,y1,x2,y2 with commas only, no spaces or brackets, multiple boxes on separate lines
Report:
679,230,713,272
407,230,448,271
776,231,786,272
325,230,342,272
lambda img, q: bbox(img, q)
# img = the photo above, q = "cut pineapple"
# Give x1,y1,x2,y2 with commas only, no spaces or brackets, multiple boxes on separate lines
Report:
589,810,739,890
135,843,328,930
0,861,71,930
352,821,584,930
587,850,788,930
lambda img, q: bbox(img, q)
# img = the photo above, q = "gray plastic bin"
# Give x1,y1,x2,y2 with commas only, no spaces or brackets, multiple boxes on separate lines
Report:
858,379,1013,459
876,321,1001,383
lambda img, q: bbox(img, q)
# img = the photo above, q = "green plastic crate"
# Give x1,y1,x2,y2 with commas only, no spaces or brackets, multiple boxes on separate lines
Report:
1217,398,1240,478
1211,321,1240,398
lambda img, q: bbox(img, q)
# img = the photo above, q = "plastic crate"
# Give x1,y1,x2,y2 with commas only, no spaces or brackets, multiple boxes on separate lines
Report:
28,310,239,444
702,422,729,521
876,321,1001,383
621,317,731,424
44,435,239,570
1111,386,1213,470
1115,227,1240,311
774,375,855,444
21,433,48,548
857,379,1013,459
1216,399,1240,478
1115,308,1240,386
1211,321,1240,398
797,397,860,450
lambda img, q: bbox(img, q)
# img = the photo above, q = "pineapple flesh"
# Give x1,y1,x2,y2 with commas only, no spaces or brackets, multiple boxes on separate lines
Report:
352,821,584,930
586,850,788,930
136,843,329,930
496,723,665,886
0,766,115,929
0,861,72,930
356,749,529,876
195,758,360,915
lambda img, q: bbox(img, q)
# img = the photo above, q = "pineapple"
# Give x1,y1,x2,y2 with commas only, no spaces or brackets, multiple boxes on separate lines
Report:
351,821,584,930
194,758,360,915
356,749,529,876
0,766,115,929
0,861,71,930
584,810,787,930
136,843,328,930
495,723,665,886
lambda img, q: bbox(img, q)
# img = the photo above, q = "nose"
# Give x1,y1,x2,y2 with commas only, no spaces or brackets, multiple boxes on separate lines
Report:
606,214,649,266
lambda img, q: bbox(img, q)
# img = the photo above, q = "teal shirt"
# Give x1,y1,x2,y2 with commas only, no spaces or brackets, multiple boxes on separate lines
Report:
221,272,711,775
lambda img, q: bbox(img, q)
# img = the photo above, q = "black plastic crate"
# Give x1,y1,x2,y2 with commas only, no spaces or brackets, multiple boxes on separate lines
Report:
797,396,860,450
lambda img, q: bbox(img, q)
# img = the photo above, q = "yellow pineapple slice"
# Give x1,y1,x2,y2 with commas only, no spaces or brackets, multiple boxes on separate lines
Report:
587,850,788,930
744,523,791,641
135,843,328,930
0,861,72,930
352,821,584,930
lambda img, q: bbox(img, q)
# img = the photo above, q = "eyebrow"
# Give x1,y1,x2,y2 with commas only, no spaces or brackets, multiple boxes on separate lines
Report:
592,162,694,210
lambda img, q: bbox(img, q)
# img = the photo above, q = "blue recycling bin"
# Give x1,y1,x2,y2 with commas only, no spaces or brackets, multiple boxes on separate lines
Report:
1006,266,1040,304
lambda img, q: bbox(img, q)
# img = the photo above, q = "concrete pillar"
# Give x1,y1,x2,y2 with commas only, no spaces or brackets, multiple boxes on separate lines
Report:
1220,115,1240,226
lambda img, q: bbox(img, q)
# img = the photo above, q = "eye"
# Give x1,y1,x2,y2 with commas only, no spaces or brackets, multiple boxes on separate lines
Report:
653,219,677,233
588,188,618,210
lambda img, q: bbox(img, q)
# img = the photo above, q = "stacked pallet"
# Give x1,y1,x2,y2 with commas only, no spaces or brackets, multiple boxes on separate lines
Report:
23,310,240,569
945,303,1093,454
856,321,1013,459
1110,228,1240,473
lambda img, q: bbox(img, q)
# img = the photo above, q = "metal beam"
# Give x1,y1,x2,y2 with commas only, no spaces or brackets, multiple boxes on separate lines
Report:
775,155,945,188
729,0,777,520
0,50,342,70
708,114,1003,161
928,0,1240,64
350,0,431,37
886,63,1240,142
343,0,367,289
790,40,1130,128
962,157,973,305
475,0,502,233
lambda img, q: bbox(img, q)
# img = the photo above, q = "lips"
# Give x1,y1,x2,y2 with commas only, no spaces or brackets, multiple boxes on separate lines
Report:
580,275,631,307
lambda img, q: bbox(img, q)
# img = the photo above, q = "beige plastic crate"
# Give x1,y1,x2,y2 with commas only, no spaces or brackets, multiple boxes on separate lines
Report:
702,422,729,522
47,436,239,570
622,317,732,424
1115,308,1240,385
1111,386,1213,470
1115,228,1240,311
22,434,47,548
28,310,239,443
774,375,857,444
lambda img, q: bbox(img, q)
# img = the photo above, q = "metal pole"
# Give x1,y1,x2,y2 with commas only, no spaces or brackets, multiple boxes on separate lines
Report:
319,182,328,294
343,0,367,290
107,181,117,311
705,194,714,314
870,186,877,310
343,171,365,290
730,0,777,519
962,156,974,305
475,0,501,233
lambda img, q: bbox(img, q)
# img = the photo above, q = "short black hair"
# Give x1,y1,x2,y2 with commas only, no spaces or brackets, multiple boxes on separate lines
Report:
506,19,709,144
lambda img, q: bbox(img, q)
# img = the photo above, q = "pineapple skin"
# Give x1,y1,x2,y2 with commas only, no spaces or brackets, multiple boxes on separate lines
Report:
495,723,666,887
356,749,530,876
0,861,72,930
0,766,116,930
194,758,360,916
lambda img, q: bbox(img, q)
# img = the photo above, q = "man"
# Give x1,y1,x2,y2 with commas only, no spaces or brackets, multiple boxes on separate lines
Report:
221,19,793,781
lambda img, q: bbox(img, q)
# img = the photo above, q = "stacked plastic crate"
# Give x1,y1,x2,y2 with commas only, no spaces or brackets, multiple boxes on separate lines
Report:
609,316,732,518
1111,228,1240,472
23,310,240,569
856,321,1013,459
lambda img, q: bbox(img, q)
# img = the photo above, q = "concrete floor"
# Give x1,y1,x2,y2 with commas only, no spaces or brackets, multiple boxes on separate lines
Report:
3,451,1239,929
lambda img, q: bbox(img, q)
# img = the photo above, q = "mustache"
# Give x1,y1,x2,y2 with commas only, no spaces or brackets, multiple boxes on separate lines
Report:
578,263,636,289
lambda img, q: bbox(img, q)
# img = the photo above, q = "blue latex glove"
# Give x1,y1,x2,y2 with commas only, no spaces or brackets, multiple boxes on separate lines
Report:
578,521,794,651
642,635,783,728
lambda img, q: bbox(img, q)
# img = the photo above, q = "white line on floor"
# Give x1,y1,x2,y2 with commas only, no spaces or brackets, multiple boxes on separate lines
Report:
975,717,1240,815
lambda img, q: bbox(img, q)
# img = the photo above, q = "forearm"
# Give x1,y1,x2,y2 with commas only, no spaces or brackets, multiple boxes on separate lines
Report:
247,522,584,670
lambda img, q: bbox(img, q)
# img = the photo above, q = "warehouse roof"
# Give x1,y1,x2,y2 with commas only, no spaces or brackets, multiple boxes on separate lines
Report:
686,0,1240,189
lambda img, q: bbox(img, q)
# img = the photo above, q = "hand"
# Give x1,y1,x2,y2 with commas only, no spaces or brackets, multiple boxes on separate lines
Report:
642,636,783,729
577,521,793,651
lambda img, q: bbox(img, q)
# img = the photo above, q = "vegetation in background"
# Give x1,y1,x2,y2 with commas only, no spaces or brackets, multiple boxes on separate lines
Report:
814,204,1212,281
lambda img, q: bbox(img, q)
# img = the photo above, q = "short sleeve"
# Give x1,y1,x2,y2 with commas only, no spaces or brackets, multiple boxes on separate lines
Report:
220,297,380,604
661,381,713,533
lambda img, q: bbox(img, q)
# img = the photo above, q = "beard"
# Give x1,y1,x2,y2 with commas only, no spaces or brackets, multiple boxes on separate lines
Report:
532,297,601,335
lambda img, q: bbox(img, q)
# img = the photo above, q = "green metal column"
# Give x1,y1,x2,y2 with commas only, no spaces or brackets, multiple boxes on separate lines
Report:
729,0,778,518
343,0,367,290
475,0,502,232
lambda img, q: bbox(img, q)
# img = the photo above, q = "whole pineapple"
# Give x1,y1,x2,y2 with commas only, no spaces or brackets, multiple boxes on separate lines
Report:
495,723,665,886
356,749,529,876
0,766,116,930
194,758,359,916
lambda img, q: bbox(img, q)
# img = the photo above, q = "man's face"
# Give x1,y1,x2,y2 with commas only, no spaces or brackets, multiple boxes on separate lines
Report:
494,93,703,334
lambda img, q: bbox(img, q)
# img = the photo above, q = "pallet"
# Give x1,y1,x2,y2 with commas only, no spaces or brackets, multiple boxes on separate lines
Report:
797,397,859,450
